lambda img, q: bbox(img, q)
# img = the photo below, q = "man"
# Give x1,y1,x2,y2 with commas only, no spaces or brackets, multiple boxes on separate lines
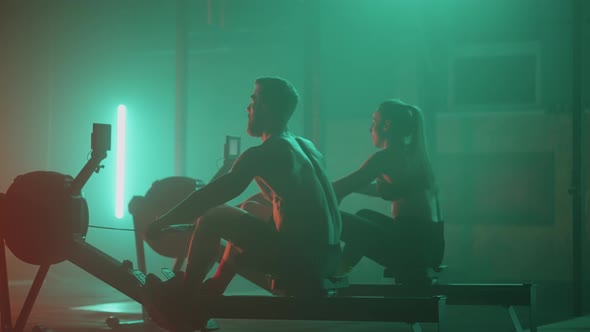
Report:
143,77,342,330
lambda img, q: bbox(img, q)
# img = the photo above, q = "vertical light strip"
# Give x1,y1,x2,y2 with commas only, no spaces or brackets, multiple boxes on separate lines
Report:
115,105,127,219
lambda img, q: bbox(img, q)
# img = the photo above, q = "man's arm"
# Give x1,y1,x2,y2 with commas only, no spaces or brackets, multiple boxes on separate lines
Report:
146,148,260,237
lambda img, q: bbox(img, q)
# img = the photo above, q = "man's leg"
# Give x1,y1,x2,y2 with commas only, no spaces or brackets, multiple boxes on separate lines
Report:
205,197,274,294
239,193,273,219
207,242,241,294
183,204,248,296
183,202,276,297
142,204,275,330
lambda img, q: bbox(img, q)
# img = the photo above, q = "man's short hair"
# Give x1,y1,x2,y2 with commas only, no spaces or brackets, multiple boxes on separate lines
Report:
255,77,299,123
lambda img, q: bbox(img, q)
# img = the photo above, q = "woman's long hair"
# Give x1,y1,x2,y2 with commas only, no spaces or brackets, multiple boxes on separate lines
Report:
378,99,436,191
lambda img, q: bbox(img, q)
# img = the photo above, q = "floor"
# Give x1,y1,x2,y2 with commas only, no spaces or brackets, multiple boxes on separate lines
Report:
3,263,588,332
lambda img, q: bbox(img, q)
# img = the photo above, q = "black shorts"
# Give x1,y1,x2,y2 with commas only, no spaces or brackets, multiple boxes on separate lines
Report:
341,209,444,269
226,213,340,278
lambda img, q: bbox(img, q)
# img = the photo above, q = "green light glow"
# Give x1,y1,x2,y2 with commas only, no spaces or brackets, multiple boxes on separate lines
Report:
115,105,127,219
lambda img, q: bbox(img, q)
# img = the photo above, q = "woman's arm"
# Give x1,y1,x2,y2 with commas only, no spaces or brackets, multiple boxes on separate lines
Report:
353,182,381,197
332,152,385,202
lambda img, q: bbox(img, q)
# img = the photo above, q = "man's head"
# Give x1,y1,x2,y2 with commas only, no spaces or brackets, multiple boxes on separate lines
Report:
246,77,299,137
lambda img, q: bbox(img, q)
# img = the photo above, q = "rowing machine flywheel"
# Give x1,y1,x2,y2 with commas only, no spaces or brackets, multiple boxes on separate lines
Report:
2,171,89,265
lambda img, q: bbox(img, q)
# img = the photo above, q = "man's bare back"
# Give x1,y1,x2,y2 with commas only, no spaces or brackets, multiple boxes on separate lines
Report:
233,132,341,249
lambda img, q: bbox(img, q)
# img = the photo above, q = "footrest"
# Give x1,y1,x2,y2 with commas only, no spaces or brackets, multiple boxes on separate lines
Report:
131,270,147,285
161,268,176,281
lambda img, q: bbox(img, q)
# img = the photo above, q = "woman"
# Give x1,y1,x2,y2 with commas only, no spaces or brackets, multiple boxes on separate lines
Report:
332,99,444,284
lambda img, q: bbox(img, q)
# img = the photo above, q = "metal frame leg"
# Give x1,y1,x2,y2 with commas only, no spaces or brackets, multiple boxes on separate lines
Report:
14,265,50,332
529,283,537,332
1,237,13,332
507,306,523,332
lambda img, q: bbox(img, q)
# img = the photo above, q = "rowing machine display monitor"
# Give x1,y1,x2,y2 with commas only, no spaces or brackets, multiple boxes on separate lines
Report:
224,135,240,163
91,123,111,152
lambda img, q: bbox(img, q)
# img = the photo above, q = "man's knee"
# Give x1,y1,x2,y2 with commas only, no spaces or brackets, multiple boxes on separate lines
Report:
194,218,211,239
238,200,256,211
195,210,226,234
240,201,272,221
219,242,245,266
195,205,253,239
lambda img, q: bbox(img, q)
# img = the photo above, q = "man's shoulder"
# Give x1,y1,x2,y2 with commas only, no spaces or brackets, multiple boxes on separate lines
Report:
292,135,314,148
261,133,302,150
240,137,292,160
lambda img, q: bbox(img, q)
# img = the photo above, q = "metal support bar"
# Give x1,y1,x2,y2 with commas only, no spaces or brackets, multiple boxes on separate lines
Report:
530,282,537,332
14,265,50,332
570,0,586,317
411,322,423,332
67,238,144,303
0,192,11,332
0,235,13,332
507,306,523,332
206,295,445,325
340,283,534,306
131,222,149,324
340,283,535,331
70,151,107,196
133,229,146,275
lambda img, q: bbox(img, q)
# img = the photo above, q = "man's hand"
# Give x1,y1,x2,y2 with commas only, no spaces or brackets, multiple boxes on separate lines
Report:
145,216,196,240
145,217,169,241
162,224,195,233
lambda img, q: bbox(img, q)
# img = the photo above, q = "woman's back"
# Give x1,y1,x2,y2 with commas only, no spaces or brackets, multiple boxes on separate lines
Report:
374,147,441,222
